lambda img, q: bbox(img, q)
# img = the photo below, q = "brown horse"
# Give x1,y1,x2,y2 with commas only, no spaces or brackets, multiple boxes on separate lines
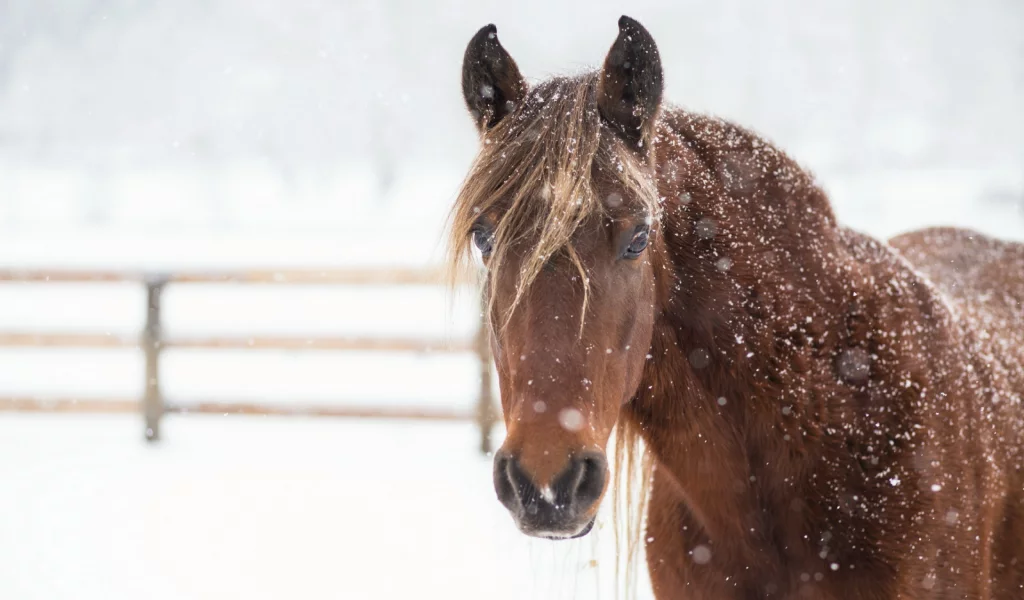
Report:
449,16,1024,599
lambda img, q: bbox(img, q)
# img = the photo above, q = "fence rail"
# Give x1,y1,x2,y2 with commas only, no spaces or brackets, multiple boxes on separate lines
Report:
0,267,454,285
0,267,497,453
1,397,473,421
0,332,474,352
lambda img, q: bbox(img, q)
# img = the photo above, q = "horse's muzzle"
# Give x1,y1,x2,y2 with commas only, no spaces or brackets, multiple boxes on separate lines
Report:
493,451,607,539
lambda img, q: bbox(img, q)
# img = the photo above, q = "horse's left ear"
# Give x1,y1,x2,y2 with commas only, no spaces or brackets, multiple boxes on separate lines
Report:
598,16,663,147
462,24,527,132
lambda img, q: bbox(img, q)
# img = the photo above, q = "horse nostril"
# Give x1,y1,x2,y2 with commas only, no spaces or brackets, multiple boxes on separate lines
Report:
493,453,515,509
567,452,608,511
494,452,537,512
572,453,608,510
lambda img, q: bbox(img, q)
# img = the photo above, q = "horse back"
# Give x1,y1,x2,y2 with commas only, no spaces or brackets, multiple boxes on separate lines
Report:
889,226,1024,404
890,227,1024,329
891,226,1024,467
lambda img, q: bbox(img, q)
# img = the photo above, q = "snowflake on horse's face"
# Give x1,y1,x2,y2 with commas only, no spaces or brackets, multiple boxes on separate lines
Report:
450,15,1024,600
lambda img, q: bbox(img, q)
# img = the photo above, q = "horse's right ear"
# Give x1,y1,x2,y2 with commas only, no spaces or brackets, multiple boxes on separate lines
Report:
462,24,527,132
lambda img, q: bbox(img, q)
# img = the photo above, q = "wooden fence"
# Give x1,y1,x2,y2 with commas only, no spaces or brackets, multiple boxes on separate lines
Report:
0,268,498,453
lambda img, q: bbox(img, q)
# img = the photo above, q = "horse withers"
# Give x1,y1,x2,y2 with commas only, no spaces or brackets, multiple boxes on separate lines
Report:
449,16,1024,599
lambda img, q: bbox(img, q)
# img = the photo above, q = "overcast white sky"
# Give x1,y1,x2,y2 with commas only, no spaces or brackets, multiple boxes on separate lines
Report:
2,0,1022,169
0,0,1021,234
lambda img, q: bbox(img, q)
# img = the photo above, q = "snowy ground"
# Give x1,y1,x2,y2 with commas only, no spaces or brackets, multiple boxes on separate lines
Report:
0,415,649,600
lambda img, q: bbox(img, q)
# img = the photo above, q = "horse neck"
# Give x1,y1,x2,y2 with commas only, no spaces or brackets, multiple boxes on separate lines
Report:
630,110,850,549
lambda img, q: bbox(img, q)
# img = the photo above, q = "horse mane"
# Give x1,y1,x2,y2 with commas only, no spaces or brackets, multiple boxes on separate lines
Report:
612,410,654,599
447,73,660,331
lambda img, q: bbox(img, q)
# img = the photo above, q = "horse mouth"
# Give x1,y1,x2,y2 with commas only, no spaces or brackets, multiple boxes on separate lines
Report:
529,517,596,541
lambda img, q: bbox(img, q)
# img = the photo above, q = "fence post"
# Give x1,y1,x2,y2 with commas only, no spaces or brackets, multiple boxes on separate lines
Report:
143,276,167,442
475,294,497,455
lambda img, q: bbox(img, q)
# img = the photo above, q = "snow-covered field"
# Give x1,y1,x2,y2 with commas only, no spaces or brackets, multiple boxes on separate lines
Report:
0,415,649,600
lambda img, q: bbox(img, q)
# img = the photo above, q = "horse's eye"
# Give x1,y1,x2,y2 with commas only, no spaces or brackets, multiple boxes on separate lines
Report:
623,226,650,259
473,227,494,258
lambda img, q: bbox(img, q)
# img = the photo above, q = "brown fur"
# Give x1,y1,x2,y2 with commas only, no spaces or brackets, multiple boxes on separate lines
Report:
452,17,1024,599
633,112,1024,599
